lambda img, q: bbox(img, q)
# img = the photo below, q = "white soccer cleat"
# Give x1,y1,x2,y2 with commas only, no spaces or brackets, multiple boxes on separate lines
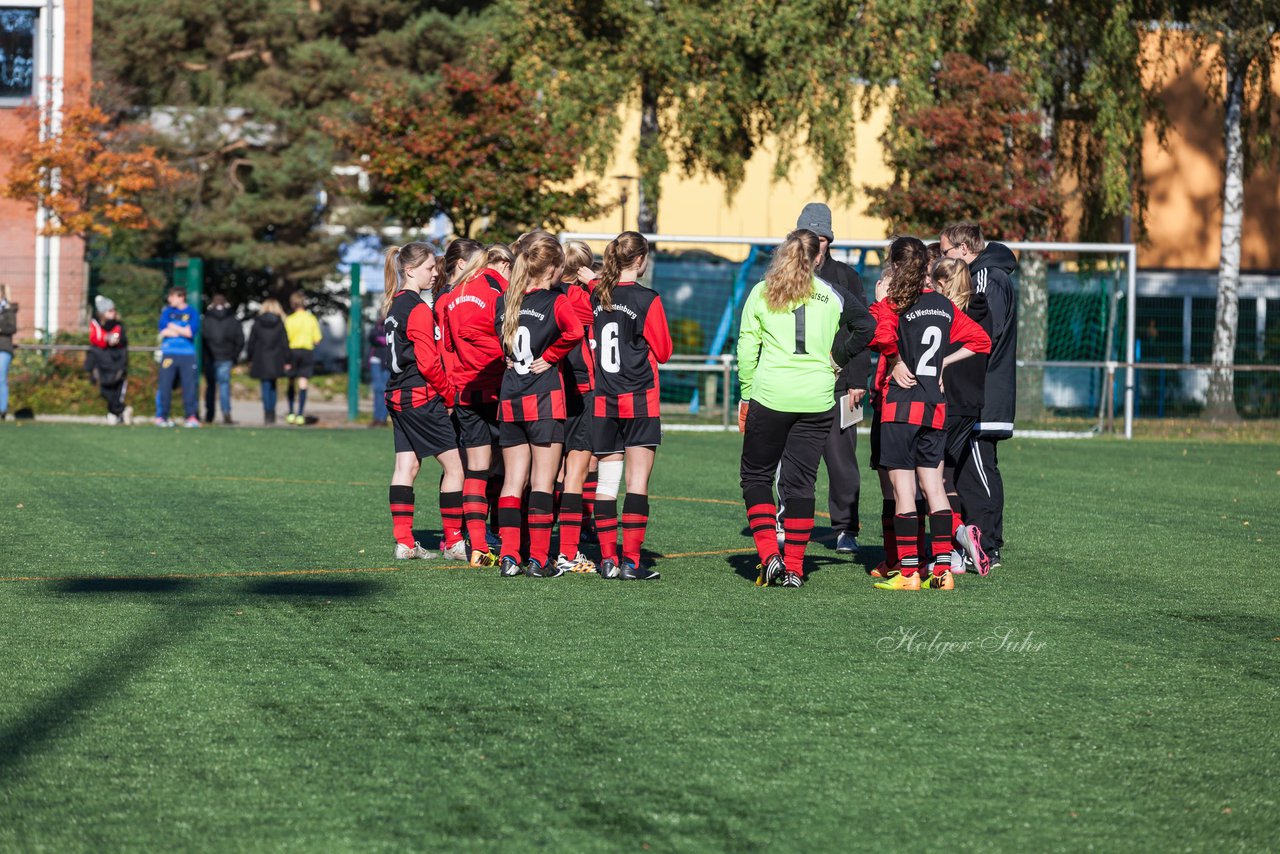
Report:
556,552,597,574
394,541,436,560
439,540,469,561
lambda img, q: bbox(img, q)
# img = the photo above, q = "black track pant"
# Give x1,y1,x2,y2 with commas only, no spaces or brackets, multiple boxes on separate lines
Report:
740,401,835,503
820,410,861,534
953,434,1005,552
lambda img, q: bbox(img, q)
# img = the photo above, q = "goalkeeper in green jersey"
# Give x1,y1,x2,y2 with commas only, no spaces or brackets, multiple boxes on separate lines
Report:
737,229,875,588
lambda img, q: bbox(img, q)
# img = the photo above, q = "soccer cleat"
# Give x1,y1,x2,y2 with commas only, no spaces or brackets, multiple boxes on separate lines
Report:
620,560,660,581
394,541,435,560
439,540,469,561
874,570,922,590
184,417,201,428
949,549,967,574
869,561,893,579
922,571,955,590
556,552,596,574
106,413,120,426
756,554,785,587
835,532,859,554
955,525,990,576
499,556,522,577
122,405,134,425
542,558,566,578
780,571,805,588
599,558,620,580
524,558,549,578
485,528,501,550
988,549,1002,571
469,548,498,568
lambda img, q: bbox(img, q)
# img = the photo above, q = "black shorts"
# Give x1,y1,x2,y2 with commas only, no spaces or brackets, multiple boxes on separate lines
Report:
499,419,566,447
287,349,316,378
453,402,500,449
391,398,457,460
879,421,945,470
564,388,593,452
591,416,661,455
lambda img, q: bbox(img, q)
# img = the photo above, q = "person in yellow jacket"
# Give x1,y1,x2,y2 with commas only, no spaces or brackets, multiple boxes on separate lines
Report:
284,291,322,424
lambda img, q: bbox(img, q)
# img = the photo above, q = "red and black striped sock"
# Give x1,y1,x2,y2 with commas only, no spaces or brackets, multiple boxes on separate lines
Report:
582,472,598,528
595,495,619,561
745,486,781,563
528,491,555,565
929,511,952,575
440,490,464,548
558,492,583,559
390,485,415,547
498,495,523,562
881,499,898,567
782,497,815,576
462,470,489,554
894,513,920,575
621,493,649,567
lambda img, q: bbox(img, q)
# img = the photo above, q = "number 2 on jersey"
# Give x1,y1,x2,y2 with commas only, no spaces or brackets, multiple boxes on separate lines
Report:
915,326,942,376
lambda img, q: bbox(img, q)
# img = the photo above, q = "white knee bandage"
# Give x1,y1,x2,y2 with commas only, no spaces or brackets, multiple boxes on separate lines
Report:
596,459,624,499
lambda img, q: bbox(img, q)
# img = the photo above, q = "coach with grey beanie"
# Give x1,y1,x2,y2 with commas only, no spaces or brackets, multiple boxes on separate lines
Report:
779,203,870,554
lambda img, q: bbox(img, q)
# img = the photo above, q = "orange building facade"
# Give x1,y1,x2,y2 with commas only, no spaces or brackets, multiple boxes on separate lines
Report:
0,0,93,340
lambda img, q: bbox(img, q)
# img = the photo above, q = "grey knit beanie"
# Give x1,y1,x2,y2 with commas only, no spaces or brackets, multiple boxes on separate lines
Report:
796,202,834,241
94,294,115,314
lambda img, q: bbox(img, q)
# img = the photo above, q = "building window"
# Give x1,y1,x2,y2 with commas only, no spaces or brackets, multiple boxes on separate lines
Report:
0,8,38,103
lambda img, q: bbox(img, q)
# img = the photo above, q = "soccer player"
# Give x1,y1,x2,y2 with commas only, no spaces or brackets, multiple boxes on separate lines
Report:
491,235,584,577
382,243,465,561
939,223,1017,568
440,244,515,567
868,237,990,591
737,228,875,588
155,286,200,428
552,239,599,574
590,232,672,581
283,291,321,425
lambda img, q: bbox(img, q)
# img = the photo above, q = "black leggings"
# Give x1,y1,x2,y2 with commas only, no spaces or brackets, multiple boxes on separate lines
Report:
739,401,835,502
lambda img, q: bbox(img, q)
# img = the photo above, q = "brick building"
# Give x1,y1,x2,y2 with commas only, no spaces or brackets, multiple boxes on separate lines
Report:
0,0,92,340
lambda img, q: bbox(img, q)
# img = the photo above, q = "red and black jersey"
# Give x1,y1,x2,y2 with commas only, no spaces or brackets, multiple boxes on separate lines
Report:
434,285,461,383
870,289,990,428
440,268,508,406
385,289,456,412
493,288,584,422
554,280,596,393
591,282,673,419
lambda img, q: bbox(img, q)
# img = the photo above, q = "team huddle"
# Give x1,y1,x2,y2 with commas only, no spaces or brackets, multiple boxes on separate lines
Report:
381,230,671,580
381,217,1014,590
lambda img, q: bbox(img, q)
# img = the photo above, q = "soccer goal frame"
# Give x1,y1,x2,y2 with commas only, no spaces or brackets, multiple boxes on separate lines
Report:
561,232,1139,439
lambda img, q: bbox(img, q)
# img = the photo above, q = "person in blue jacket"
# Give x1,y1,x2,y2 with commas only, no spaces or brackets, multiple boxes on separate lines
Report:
155,286,201,428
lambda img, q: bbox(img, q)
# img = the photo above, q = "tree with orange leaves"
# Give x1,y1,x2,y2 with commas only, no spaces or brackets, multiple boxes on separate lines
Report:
1,102,179,238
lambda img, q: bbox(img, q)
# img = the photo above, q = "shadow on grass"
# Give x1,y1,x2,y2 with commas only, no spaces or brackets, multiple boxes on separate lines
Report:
55,577,196,595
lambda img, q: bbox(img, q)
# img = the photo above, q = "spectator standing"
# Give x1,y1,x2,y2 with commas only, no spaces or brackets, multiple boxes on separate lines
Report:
0,284,19,421
369,316,390,427
283,291,322,425
247,298,290,425
156,286,201,428
939,223,1017,568
202,294,245,425
88,295,131,425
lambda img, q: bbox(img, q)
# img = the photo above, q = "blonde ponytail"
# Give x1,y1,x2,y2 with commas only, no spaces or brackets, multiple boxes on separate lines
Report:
595,231,647,312
502,235,564,353
763,229,821,311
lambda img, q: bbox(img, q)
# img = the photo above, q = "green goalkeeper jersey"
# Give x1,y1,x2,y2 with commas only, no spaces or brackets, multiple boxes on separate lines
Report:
737,276,851,413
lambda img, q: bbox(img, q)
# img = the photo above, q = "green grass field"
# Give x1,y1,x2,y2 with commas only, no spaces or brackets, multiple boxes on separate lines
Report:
0,423,1277,851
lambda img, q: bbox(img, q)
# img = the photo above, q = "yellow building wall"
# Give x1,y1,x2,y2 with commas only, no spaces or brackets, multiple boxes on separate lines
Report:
565,45,1280,273
562,101,896,260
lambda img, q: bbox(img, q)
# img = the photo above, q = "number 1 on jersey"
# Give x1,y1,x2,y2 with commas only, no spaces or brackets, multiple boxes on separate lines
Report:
793,305,807,355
